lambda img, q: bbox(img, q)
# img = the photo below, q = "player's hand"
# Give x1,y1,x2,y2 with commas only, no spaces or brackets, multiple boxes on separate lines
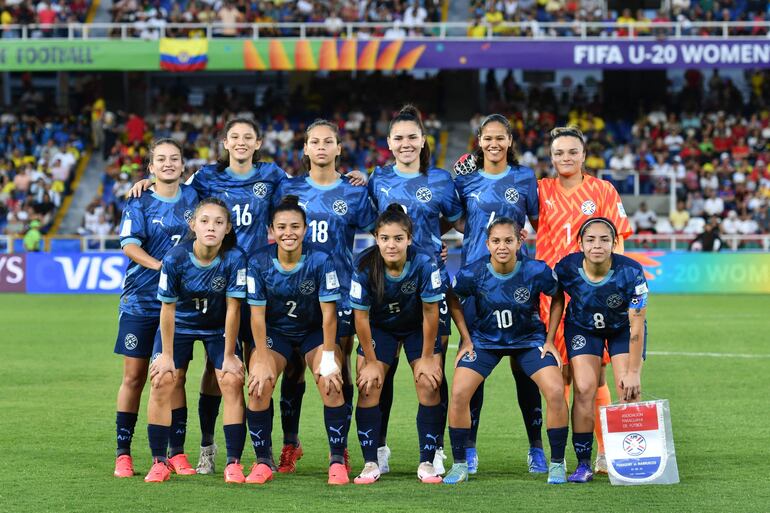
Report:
317,351,343,395
347,169,368,186
541,342,562,369
356,360,385,396
440,241,448,263
619,371,641,402
127,178,152,198
455,341,473,367
453,153,478,176
415,354,442,390
248,360,276,399
221,353,244,382
520,228,529,241
149,353,176,388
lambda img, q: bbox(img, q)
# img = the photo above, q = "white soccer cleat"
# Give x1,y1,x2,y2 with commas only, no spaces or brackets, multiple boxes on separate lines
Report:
377,445,391,474
196,443,217,475
432,447,447,475
417,461,443,484
594,453,608,474
353,462,381,485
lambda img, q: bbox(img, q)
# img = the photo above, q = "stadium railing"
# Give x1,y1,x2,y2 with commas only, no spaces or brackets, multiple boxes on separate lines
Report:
3,21,770,40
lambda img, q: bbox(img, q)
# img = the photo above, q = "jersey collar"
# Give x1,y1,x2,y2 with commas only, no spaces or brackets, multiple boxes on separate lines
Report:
486,260,521,280
151,188,182,203
272,254,306,275
306,175,342,190
478,165,511,180
393,165,420,180
384,260,411,282
188,252,222,269
225,166,258,180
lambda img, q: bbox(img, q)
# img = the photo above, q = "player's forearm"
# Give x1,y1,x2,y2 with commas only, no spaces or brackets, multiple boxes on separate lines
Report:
447,291,471,343
224,298,241,356
250,306,270,359
159,303,176,357
421,302,439,359
354,310,377,361
320,302,337,352
628,308,646,373
123,243,161,271
546,291,565,342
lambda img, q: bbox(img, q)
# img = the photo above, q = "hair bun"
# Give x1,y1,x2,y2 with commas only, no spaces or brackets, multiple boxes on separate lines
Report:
280,194,300,206
398,104,420,118
385,202,404,213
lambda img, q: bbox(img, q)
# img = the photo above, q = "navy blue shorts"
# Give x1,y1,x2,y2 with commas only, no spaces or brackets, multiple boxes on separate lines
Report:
256,328,324,361
357,327,442,367
456,345,558,379
564,322,648,360
152,330,243,370
114,312,159,359
337,305,355,339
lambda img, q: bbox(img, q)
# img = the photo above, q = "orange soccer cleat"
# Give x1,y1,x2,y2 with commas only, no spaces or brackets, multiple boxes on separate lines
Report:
277,442,303,473
114,454,134,478
245,462,273,484
327,462,349,485
167,453,197,475
144,459,171,483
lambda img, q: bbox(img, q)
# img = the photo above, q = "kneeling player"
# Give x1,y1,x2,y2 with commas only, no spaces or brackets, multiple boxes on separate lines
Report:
444,218,569,485
551,217,648,483
245,196,350,485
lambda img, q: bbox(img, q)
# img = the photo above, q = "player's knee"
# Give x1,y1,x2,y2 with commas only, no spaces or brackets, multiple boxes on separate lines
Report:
122,370,147,392
152,372,175,392
218,372,244,393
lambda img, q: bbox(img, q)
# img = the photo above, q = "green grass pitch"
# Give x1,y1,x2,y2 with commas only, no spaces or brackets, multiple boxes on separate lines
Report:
1,294,769,512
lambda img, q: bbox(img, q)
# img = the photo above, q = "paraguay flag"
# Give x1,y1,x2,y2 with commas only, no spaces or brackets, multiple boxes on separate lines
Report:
160,38,208,71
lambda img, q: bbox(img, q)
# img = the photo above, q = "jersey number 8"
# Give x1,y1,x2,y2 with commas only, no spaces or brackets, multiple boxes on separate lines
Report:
593,313,605,329
308,220,329,243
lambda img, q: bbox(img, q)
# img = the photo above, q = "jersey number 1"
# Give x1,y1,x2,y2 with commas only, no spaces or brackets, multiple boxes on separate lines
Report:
308,220,329,243
232,204,253,226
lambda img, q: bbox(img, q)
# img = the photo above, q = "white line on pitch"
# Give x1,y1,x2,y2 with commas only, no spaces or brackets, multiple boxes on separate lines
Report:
648,351,770,359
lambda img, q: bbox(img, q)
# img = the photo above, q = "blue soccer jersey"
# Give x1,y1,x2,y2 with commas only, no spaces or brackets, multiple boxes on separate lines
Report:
118,185,199,316
189,162,287,252
157,240,247,335
555,252,649,332
454,165,539,265
350,245,444,338
275,174,376,304
452,256,558,350
246,243,341,339
368,165,463,261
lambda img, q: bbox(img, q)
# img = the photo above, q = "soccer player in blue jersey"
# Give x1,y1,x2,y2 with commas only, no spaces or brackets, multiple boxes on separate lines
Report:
367,105,464,474
243,196,350,485
350,205,445,485
271,120,376,473
551,217,648,483
113,139,199,478
453,114,546,474
144,198,249,484
443,217,569,485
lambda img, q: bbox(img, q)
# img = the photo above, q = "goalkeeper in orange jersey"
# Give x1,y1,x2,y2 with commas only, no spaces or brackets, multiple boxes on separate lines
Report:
535,126,632,474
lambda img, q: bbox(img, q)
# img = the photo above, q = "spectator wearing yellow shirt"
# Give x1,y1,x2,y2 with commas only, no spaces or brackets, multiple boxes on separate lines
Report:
485,5,505,35
467,16,487,38
669,200,690,233
634,9,651,35
616,8,635,36
585,151,606,174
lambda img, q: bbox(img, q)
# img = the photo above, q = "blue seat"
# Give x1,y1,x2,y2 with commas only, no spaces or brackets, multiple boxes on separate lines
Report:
49,238,82,252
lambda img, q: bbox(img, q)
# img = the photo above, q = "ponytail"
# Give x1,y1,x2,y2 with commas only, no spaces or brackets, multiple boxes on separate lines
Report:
474,113,519,170
389,104,431,174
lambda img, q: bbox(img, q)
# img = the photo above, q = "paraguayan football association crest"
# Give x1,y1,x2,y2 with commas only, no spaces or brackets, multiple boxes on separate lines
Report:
571,335,587,350
124,333,138,350
253,182,267,198
607,294,624,309
210,275,226,292
265,336,273,348
581,200,597,215
415,187,432,203
461,350,477,363
401,280,417,294
504,187,520,204
299,279,316,295
332,199,348,215
183,209,194,223
514,287,530,303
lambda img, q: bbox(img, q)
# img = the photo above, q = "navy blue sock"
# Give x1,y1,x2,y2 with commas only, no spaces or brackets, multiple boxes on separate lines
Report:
468,381,484,446
147,424,170,461
378,358,399,447
169,407,187,457
512,366,543,448
324,405,348,464
223,423,246,465
448,427,470,463
342,384,354,413
280,377,305,446
438,374,448,448
572,431,593,466
355,406,381,463
417,404,443,463
198,393,221,447
116,411,137,456
547,427,569,462
246,408,273,463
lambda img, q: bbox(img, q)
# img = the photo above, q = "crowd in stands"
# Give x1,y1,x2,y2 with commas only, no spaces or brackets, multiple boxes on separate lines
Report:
0,0,89,35
474,68,770,243
0,109,88,248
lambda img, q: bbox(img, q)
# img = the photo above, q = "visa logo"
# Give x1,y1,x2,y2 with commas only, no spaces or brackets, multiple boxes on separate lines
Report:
53,256,125,290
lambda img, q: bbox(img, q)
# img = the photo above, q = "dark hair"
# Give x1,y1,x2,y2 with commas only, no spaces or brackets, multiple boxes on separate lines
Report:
550,125,586,152
216,117,262,171
191,197,237,256
147,138,183,175
301,119,341,173
578,216,617,241
388,104,431,174
474,114,519,168
357,203,413,303
486,216,521,240
271,194,307,226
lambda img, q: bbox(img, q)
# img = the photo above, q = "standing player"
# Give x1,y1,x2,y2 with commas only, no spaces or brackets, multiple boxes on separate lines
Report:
367,105,464,474
443,218,569,485
536,126,632,473
144,198,249,484
273,120,376,473
350,205,445,485
113,138,199,478
550,217,647,483
244,196,350,485
453,114,546,474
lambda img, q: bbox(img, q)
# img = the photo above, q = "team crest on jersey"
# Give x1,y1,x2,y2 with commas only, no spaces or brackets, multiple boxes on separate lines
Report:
607,294,624,309
461,350,477,363
151,352,162,363
183,209,194,223
504,187,520,204
401,280,417,294
299,279,316,295
253,182,267,198
571,335,587,350
332,200,348,215
124,333,138,350
211,275,227,292
415,187,433,203
514,287,530,303
581,200,597,215
265,336,273,348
